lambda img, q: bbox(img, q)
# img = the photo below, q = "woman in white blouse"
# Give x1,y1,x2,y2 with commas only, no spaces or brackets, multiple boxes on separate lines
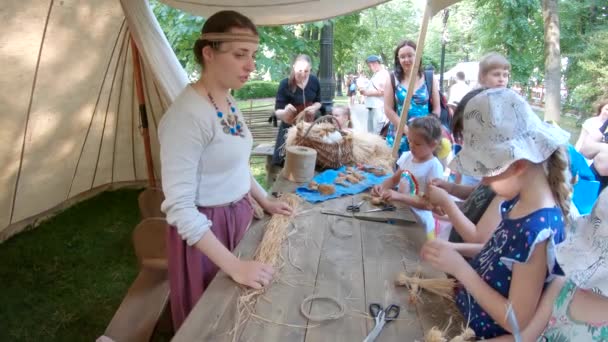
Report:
158,10,292,329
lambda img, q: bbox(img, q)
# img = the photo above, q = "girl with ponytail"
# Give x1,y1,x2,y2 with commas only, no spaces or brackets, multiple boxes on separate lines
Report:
420,88,571,339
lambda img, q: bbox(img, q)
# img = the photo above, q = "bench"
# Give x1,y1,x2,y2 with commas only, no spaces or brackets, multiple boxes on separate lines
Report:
102,218,171,342
138,188,165,220
252,143,281,188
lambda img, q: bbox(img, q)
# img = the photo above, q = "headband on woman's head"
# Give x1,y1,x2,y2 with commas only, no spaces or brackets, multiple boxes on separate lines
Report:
200,32,259,44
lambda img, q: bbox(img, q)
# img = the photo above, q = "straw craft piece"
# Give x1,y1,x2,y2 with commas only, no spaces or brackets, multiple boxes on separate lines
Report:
424,321,475,342
424,315,476,342
232,194,301,341
395,269,456,304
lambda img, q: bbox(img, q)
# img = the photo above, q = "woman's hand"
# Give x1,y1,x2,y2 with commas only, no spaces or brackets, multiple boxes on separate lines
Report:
281,104,298,124
420,239,468,278
424,184,451,207
261,199,293,216
227,260,275,289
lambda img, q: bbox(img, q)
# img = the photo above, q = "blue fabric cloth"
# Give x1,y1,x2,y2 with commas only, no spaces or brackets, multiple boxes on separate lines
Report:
455,198,566,339
386,81,430,154
296,166,391,203
568,144,595,181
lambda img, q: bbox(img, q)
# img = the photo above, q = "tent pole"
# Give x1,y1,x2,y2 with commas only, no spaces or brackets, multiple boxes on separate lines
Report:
130,36,157,188
391,3,432,158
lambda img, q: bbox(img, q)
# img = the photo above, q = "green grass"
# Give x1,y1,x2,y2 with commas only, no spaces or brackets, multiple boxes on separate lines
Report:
531,108,581,144
0,189,142,342
250,156,268,190
0,159,268,342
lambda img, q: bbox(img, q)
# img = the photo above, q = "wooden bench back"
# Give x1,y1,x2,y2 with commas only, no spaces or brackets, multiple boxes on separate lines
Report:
138,188,165,219
132,218,167,270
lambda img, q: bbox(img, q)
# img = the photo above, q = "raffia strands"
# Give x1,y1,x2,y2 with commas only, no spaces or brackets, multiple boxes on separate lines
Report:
253,193,301,266
232,194,301,342
395,272,457,302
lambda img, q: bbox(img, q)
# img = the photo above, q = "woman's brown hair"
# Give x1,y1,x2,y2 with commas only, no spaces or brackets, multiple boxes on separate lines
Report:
393,40,423,82
193,10,258,67
595,99,608,116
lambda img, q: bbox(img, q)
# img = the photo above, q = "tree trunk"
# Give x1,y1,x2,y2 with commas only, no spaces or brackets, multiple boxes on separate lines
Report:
542,0,561,123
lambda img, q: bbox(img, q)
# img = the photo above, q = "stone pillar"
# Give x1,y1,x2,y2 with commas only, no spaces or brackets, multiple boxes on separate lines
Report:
319,21,335,113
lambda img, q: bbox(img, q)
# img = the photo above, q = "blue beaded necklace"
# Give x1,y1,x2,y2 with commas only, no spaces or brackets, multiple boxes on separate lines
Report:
208,92,245,137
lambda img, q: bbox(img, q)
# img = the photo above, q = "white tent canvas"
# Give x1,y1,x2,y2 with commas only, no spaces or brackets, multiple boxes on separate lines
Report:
0,0,461,241
442,61,479,85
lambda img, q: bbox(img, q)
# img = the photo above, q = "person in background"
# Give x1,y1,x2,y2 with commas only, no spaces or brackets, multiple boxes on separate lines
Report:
422,88,571,339
450,53,510,186
478,52,510,89
372,116,444,240
576,100,608,156
360,55,390,135
427,88,503,248
347,75,357,106
271,54,323,166
447,71,471,108
579,102,608,192
158,10,292,329
356,71,369,104
331,105,353,130
383,39,441,154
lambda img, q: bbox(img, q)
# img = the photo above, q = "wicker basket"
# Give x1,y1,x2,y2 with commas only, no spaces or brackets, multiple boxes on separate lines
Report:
293,115,354,169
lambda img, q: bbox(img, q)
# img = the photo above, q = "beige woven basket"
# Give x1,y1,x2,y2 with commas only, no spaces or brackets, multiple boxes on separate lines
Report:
293,115,353,169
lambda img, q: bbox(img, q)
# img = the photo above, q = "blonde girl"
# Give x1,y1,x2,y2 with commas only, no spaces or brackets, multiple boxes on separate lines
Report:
421,88,571,339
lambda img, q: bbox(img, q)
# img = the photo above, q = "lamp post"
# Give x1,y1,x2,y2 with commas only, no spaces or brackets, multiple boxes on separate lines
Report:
319,21,335,113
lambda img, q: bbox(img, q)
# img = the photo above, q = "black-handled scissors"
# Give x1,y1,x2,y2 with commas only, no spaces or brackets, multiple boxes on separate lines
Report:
362,205,396,213
346,200,365,213
363,303,400,342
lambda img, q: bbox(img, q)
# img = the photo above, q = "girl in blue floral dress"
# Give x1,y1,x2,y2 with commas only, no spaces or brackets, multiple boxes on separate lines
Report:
384,39,440,154
487,187,608,342
421,88,572,339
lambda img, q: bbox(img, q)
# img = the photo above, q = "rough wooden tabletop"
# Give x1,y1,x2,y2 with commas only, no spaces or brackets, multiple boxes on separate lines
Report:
173,175,461,342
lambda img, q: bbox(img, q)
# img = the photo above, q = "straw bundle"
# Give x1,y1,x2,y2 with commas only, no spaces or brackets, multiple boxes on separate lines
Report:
233,194,301,341
395,271,456,303
253,193,301,267
351,131,394,170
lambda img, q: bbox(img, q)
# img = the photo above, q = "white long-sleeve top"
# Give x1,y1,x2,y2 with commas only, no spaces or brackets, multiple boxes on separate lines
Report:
158,85,253,245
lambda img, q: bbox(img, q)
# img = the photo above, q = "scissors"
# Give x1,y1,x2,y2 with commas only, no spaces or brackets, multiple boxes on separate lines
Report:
346,199,365,213
363,303,400,342
361,205,396,213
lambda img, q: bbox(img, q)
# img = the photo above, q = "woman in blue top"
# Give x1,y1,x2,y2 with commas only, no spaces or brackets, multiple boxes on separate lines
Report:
421,88,572,339
384,40,440,154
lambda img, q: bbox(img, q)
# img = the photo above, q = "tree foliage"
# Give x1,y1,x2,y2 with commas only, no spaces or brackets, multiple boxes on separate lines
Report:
150,0,607,111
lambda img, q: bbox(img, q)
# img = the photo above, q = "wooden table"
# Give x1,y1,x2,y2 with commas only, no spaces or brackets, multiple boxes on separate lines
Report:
173,176,460,341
